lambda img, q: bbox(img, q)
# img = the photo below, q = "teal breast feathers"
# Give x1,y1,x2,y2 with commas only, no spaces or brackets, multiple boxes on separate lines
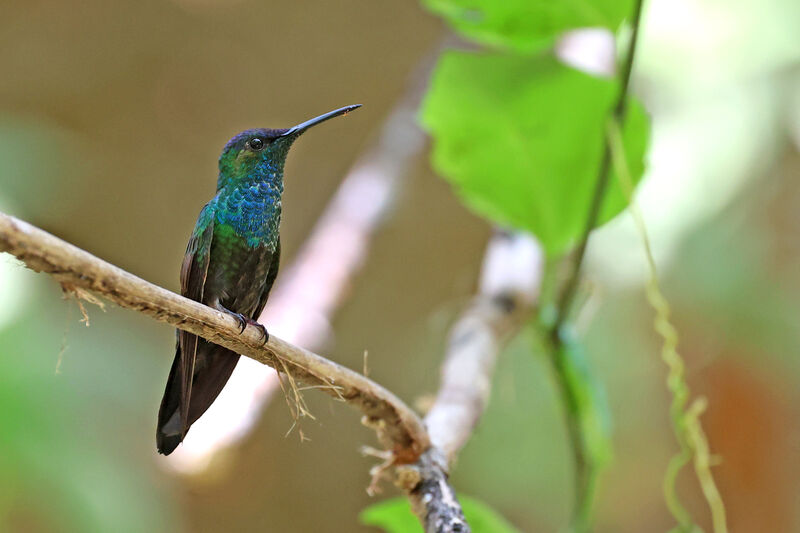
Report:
213,182,282,249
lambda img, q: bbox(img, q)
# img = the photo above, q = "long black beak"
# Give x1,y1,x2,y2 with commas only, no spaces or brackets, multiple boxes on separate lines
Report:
281,104,362,137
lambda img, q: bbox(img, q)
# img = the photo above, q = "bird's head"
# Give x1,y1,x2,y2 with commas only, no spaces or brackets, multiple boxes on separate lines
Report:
217,104,361,191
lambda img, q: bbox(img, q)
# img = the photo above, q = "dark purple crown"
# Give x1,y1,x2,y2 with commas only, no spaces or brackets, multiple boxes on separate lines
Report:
222,128,289,153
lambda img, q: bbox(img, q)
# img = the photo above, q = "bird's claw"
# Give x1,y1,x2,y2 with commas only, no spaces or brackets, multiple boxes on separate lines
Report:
247,319,270,345
225,311,247,333
220,307,268,343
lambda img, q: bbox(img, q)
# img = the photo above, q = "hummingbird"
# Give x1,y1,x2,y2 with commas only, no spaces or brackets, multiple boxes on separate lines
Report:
156,104,361,455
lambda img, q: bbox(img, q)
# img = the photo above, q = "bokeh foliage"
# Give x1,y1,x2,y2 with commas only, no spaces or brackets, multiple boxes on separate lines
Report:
422,52,649,256
0,291,176,532
1,0,800,531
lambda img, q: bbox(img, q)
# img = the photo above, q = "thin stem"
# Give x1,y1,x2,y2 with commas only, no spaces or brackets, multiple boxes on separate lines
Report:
544,0,647,529
550,347,591,530
541,328,608,533
553,0,646,330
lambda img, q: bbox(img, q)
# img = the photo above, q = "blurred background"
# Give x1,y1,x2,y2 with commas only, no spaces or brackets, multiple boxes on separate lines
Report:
1,0,799,531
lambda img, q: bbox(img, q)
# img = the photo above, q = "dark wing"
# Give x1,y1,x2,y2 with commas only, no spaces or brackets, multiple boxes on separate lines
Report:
177,203,216,439
252,239,281,320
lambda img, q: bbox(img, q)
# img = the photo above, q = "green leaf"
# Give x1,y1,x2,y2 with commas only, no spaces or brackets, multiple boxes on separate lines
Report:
461,498,523,533
422,0,634,53
360,498,420,533
360,495,521,533
421,51,649,256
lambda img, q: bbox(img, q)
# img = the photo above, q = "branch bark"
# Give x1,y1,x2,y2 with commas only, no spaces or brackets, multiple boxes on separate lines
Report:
0,211,428,462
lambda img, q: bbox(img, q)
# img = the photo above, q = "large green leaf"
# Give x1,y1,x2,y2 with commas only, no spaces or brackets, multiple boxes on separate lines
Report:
421,51,649,256
361,495,521,533
422,0,634,53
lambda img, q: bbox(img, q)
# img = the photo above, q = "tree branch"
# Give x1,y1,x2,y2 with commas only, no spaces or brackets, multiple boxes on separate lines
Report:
396,231,543,531
0,210,543,533
0,211,428,462
425,232,542,460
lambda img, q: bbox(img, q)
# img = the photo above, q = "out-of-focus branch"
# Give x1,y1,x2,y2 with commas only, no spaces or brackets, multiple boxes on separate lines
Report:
396,232,544,532
425,232,542,460
0,212,429,462
175,50,435,468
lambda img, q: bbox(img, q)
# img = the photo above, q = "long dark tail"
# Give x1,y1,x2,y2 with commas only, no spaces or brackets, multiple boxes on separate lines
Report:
156,336,240,455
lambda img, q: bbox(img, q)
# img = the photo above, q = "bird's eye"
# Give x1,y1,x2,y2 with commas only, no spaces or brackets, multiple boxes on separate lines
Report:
249,137,264,151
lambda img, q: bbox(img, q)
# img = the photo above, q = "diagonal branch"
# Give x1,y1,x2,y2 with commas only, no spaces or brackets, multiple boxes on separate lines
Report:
0,211,428,462
1,209,544,533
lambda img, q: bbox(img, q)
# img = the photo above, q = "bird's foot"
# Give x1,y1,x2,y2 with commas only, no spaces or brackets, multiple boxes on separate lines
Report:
219,308,248,333
233,313,249,333
246,319,270,345
217,305,268,343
